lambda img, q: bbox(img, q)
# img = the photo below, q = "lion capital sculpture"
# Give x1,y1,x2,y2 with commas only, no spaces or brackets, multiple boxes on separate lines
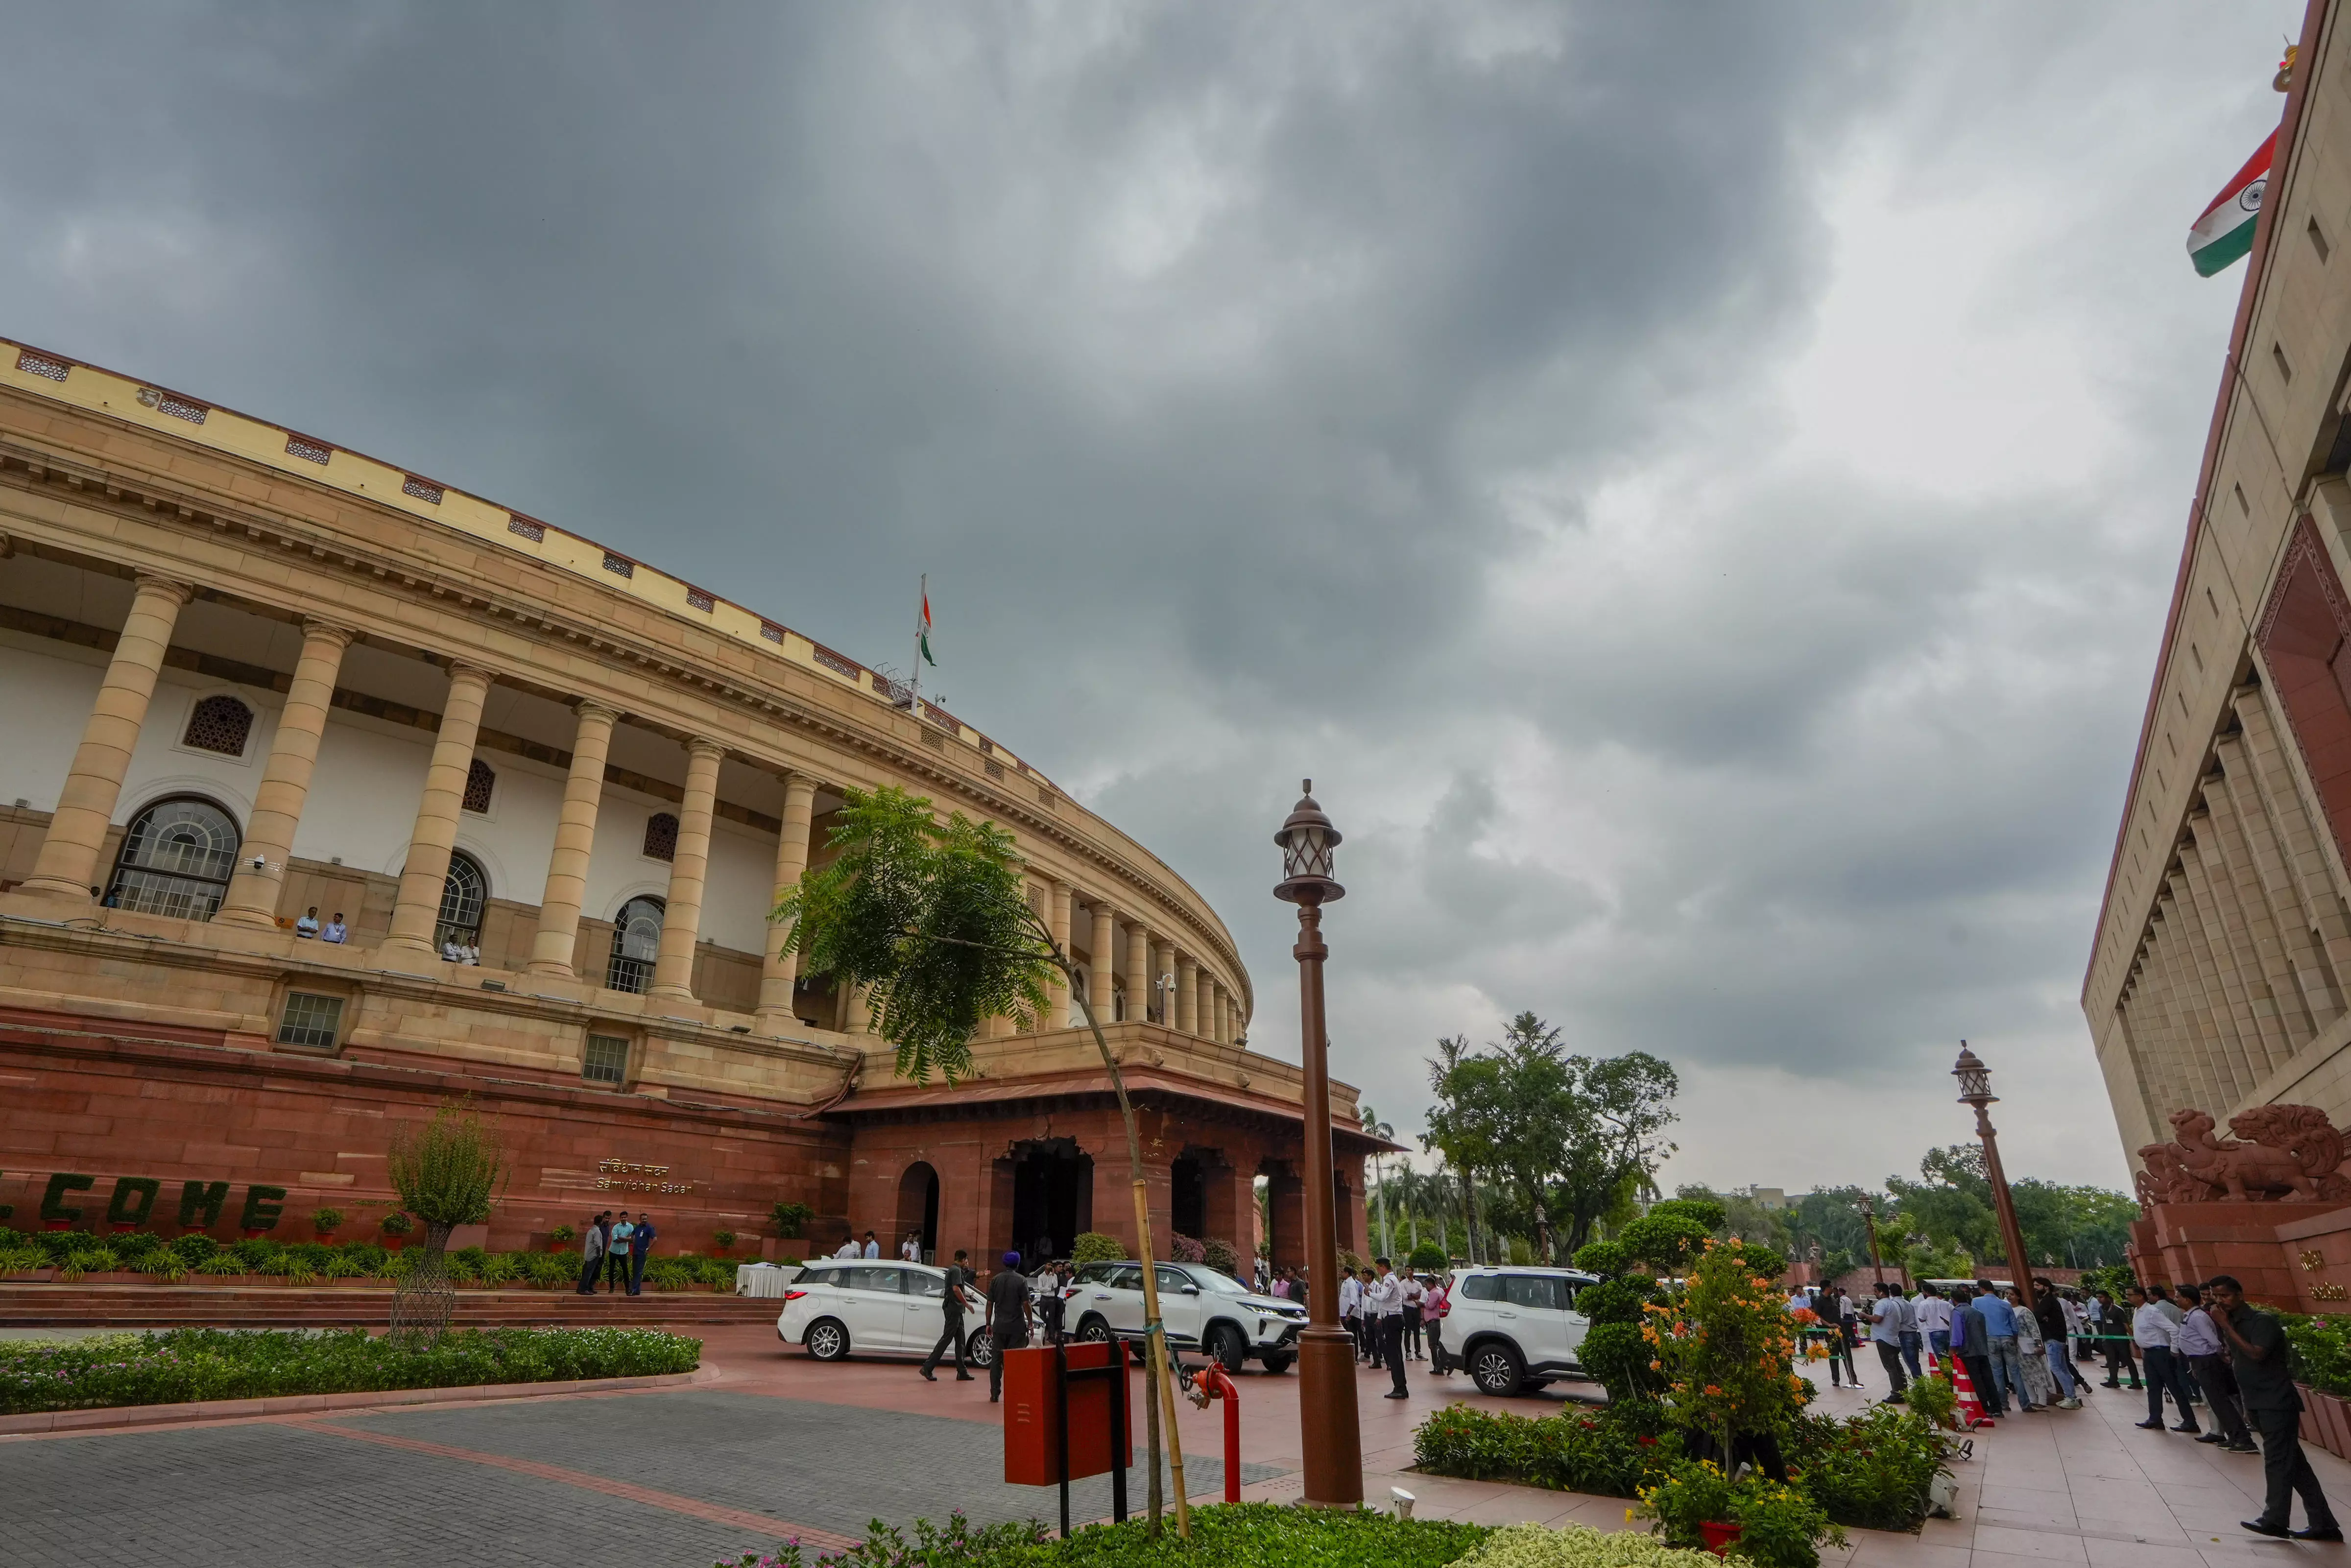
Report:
2137,1105,2351,1202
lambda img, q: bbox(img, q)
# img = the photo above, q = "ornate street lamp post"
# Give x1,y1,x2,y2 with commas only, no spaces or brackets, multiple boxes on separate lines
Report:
1275,781,1361,1508
1952,1043,2036,1310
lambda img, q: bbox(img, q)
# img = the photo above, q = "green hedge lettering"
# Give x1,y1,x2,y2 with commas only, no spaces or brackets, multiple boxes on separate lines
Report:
107,1177,161,1228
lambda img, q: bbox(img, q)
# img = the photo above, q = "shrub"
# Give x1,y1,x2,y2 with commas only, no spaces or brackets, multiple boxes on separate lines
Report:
1635,1459,1735,1547
769,1202,813,1239
323,1251,368,1281
1168,1234,1205,1264
381,1212,414,1237
170,1233,220,1265
312,1207,345,1235
141,1249,187,1283
1408,1241,1449,1273
1728,1479,1841,1568
1782,1405,1944,1533
1651,1240,1804,1460
231,1237,279,1269
1618,1214,1709,1274
1202,1238,1244,1279
478,1252,522,1287
0,1327,702,1414
196,1255,245,1276
1070,1233,1123,1268
1650,1197,1727,1235
1413,1403,1678,1499
387,1103,508,1234
1454,1522,1718,1568
551,1223,577,1245
712,1230,738,1251
1904,1373,1958,1430
1572,1239,1629,1277
2284,1313,2351,1396
111,1231,165,1261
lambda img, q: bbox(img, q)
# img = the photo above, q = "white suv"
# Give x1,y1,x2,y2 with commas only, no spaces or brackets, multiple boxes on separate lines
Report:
777,1260,990,1365
1061,1260,1307,1373
1444,1267,1599,1396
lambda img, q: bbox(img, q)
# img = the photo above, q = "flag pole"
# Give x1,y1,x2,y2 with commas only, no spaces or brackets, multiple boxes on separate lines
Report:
909,572,925,713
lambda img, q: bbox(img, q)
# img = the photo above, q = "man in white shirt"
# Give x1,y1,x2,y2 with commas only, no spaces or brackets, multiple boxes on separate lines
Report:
1869,1283,1911,1399
1338,1270,1365,1360
834,1233,860,1259
1368,1257,1408,1399
321,912,347,943
1401,1271,1427,1359
900,1233,921,1262
1911,1285,1954,1367
295,906,321,938
2132,1283,2200,1434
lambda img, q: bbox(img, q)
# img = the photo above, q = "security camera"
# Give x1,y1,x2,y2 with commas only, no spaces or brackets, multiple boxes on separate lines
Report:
250,855,268,871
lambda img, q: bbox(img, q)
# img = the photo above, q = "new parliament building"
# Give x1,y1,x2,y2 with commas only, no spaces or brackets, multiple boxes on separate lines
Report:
0,336,1378,1264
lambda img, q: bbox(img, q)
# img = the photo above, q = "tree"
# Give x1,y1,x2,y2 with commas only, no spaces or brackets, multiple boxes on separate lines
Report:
776,785,1192,1536
384,1101,508,1341
1549,1050,1680,1253
1360,1103,1398,1258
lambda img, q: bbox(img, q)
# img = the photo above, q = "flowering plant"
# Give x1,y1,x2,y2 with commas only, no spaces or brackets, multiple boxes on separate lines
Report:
1647,1240,1806,1461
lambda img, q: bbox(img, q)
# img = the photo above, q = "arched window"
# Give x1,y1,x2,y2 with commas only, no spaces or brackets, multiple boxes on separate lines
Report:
181,695,254,757
106,797,240,919
462,758,495,814
642,812,678,862
433,852,487,957
606,895,665,994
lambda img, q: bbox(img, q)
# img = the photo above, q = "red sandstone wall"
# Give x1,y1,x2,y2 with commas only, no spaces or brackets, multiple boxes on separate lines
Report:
0,1022,847,1254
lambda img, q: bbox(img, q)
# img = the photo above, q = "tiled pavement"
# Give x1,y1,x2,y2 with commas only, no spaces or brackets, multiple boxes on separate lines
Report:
9,1328,2351,1567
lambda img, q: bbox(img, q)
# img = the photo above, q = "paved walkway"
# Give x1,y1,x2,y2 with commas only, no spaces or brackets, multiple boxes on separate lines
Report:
9,1327,2351,1566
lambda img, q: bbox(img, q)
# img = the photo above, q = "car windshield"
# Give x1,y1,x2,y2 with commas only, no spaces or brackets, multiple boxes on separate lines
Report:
1189,1267,1250,1295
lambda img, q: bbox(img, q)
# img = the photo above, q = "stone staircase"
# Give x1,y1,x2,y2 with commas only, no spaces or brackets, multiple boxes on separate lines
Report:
0,1283,783,1330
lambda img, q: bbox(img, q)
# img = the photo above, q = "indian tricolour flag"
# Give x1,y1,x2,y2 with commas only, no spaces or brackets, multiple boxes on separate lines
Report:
2188,129,2277,277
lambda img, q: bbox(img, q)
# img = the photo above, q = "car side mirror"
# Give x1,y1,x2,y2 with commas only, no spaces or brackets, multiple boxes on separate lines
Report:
1181,1283,1200,1295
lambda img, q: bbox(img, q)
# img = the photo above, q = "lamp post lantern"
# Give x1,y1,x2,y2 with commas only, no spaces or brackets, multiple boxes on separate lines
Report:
1275,780,1361,1507
1952,1042,2036,1310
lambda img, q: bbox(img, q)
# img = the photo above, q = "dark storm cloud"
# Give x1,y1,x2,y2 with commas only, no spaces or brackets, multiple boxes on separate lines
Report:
0,1,2289,1187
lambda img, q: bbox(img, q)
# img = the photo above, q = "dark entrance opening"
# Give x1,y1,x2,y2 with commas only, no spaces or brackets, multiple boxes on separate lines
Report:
1011,1139,1092,1263
896,1162,940,1261
1170,1154,1206,1240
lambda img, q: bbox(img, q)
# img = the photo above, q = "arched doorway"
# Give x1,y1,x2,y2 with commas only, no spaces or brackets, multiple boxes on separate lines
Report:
1171,1153,1207,1241
605,895,665,993
1008,1138,1092,1265
106,796,241,919
896,1162,940,1262
433,850,488,958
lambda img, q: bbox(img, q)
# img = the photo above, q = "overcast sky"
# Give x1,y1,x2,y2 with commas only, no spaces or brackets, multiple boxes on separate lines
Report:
0,2,2307,1194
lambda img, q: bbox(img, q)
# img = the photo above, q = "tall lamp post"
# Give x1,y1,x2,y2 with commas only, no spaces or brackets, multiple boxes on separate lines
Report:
1952,1043,2036,1311
1275,781,1361,1508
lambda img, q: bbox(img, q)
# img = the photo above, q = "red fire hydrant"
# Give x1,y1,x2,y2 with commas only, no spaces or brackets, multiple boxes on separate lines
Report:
1182,1365,1244,1502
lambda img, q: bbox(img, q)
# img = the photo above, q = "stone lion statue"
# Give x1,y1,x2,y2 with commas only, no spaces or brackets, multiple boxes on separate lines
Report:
2138,1105,2351,1202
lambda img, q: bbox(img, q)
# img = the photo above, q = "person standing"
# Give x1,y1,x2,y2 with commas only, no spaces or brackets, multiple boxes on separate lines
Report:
1894,1286,1923,1381
1952,1286,2000,1417
2093,1290,2141,1389
321,911,347,943
1425,1274,1452,1375
1869,1282,1911,1401
2207,1275,2341,1539
862,1231,881,1260
2130,1283,2199,1433
1972,1279,2030,1413
1401,1270,1426,1359
1362,1268,1387,1369
1913,1284,1952,1368
628,1212,657,1296
1369,1257,1408,1399
2030,1278,2081,1408
1035,1260,1067,1346
921,1250,978,1382
576,1211,608,1294
2176,1284,2253,1451
834,1233,860,1259
606,1212,635,1293
901,1232,921,1263
1339,1268,1364,1361
2009,1286,2061,1410
985,1252,1033,1403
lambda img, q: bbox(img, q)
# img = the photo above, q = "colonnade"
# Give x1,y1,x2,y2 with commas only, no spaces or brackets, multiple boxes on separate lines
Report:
2117,677,2351,1122
13,570,1247,1045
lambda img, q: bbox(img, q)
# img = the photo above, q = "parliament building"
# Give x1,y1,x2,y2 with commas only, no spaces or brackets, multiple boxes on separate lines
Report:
0,336,1376,1265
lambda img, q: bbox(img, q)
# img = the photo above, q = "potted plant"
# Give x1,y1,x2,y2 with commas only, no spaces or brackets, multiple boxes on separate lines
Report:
711,1229,737,1257
769,1201,811,1240
380,1212,414,1251
1727,1479,1841,1568
1636,1459,1737,1553
549,1223,576,1254
312,1207,345,1243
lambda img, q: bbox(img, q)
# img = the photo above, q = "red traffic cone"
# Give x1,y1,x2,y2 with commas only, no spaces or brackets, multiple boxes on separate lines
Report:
1948,1354,1992,1428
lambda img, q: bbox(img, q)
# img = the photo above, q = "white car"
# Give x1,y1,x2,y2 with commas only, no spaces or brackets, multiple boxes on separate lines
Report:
1444,1267,1599,1396
776,1260,992,1364
1060,1259,1307,1373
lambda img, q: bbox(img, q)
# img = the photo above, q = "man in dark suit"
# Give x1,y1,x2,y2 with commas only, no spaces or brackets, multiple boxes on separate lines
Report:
921,1250,977,1382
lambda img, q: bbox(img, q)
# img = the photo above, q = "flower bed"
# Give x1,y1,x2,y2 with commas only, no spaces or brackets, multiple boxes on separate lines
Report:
0,1326,701,1415
719,1504,1491,1568
0,1227,743,1291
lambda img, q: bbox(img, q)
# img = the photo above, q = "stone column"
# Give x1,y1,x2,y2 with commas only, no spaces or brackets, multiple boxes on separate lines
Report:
526,701,619,975
1176,953,1199,1035
1127,923,1151,1028
1048,879,1073,1028
649,737,725,1000
1212,983,1228,1044
382,663,494,956
757,771,820,1030
845,981,874,1036
21,574,194,902
1155,938,1177,1025
217,620,355,928
1089,902,1117,1024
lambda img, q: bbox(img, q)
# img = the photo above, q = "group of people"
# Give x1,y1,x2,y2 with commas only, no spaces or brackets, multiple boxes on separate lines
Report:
1337,1259,1450,1399
574,1209,657,1295
914,1247,1068,1404
292,906,347,942
1787,1274,2337,1542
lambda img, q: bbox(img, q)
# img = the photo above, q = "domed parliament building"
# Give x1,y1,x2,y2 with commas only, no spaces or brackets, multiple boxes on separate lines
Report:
0,338,1377,1264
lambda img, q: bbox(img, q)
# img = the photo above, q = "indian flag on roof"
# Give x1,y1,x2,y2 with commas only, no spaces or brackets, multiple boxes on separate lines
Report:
2187,128,2276,277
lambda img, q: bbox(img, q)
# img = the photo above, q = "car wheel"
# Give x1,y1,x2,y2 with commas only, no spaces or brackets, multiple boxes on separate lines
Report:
1207,1323,1248,1375
1469,1341,1524,1397
805,1318,851,1361
1075,1315,1113,1344
966,1327,995,1367
1258,1351,1295,1375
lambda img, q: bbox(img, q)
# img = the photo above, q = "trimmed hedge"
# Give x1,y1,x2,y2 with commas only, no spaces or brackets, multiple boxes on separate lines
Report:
718,1502,1491,1568
0,1326,701,1414
0,1227,743,1290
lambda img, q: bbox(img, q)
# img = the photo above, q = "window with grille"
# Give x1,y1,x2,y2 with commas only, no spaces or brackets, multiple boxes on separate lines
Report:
433,852,487,955
105,797,240,919
583,1034,630,1086
462,758,495,813
182,695,254,757
643,812,678,862
276,993,345,1050
605,896,664,994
